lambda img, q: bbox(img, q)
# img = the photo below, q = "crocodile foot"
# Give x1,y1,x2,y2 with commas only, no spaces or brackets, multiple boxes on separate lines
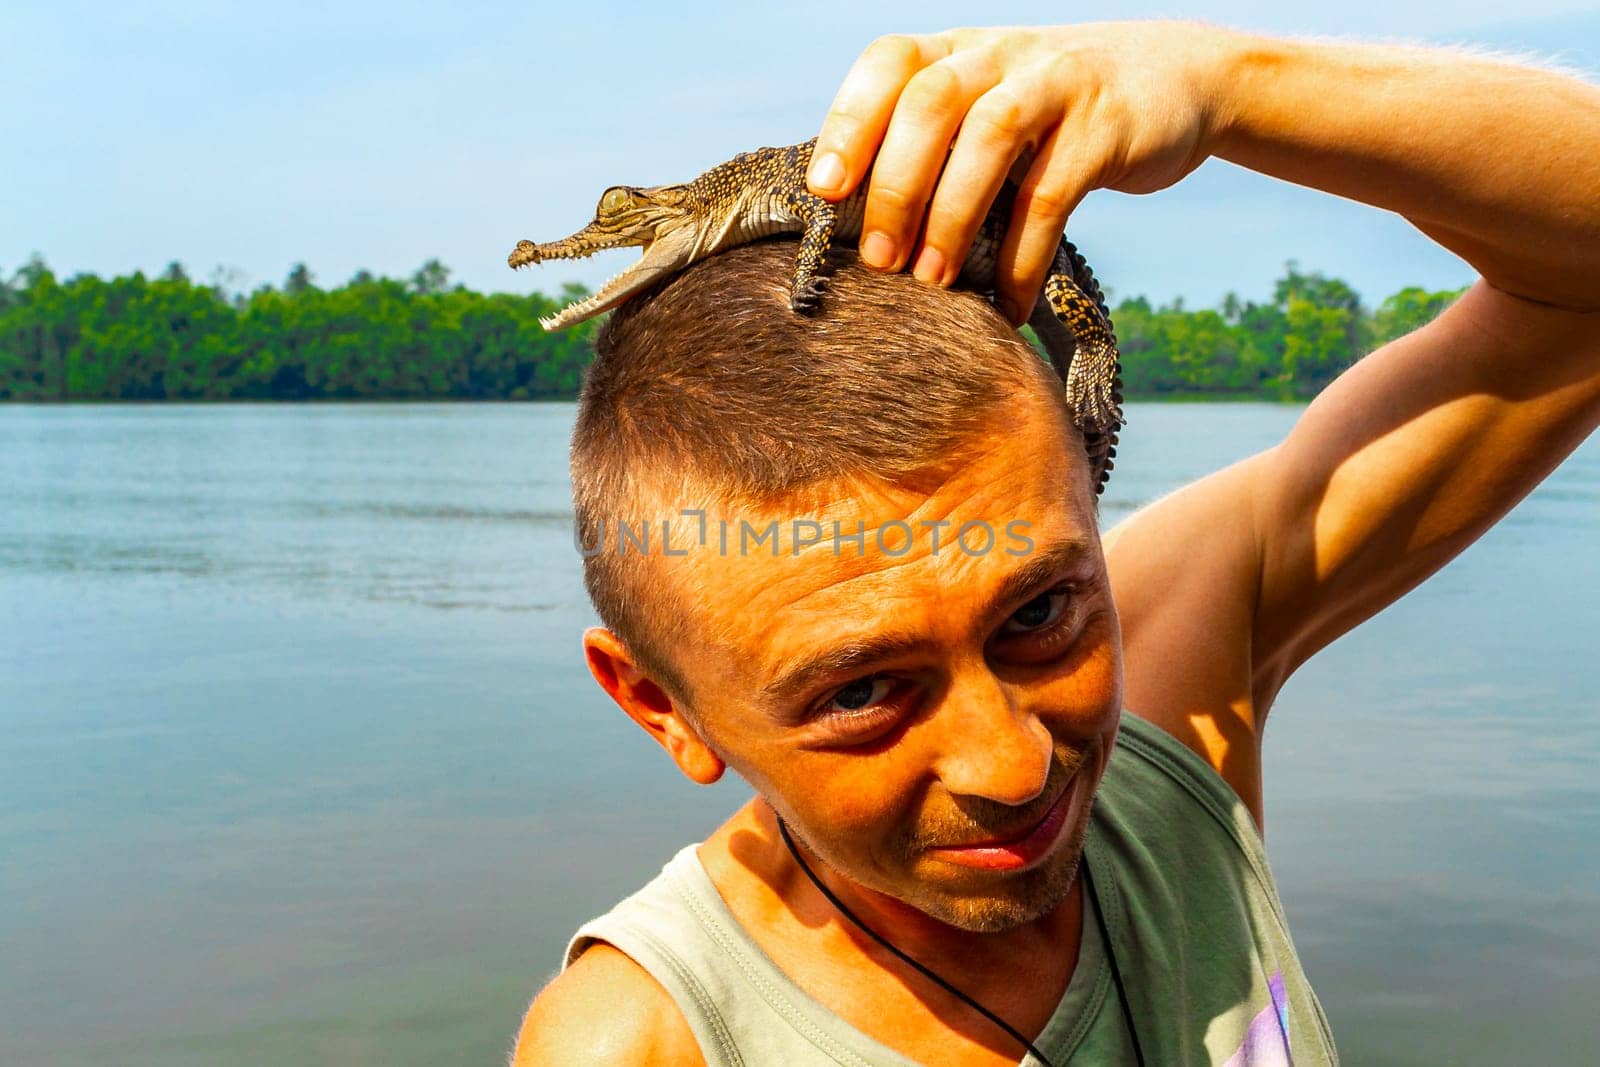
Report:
789,276,828,314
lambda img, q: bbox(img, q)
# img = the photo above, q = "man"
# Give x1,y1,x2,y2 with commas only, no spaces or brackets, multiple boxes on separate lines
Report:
514,21,1600,1066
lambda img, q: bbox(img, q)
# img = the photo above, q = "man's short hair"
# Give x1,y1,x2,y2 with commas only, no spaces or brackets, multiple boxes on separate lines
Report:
570,237,1081,706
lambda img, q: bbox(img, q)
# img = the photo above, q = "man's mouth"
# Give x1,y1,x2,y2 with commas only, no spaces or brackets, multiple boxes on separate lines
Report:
922,768,1087,872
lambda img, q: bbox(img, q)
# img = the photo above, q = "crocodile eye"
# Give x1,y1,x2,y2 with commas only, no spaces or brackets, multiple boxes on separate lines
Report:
599,187,631,214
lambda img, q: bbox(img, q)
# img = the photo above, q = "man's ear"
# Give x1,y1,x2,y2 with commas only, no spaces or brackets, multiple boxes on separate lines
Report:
582,627,725,785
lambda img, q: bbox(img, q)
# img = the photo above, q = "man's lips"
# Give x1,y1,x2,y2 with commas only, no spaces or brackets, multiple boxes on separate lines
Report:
923,769,1084,872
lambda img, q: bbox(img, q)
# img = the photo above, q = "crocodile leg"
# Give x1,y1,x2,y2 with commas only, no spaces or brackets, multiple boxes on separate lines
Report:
788,193,837,312
1033,239,1124,494
1027,272,1079,385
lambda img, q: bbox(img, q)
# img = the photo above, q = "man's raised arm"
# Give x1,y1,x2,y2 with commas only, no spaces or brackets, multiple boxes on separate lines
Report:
807,23,1600,813
1215,37,1600,312
1196,37,1600,699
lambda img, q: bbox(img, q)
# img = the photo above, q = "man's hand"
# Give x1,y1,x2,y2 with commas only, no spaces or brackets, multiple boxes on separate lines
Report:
811,22,1600,319
806,22,1237,323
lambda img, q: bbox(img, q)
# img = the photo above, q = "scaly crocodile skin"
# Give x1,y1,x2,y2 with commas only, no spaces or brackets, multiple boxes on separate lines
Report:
509,138,1122,493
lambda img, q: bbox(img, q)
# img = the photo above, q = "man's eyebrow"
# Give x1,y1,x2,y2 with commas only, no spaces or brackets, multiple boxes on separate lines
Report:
762,631,929,707
990,539,1096,619
759,538,1095,709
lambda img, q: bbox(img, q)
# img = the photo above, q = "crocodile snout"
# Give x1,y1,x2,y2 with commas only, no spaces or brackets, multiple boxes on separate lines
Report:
508,240,540,269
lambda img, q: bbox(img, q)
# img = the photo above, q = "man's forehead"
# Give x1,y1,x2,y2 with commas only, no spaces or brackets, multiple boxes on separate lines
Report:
660,438,1099,668
598,381,1097,680
728,507,1096,635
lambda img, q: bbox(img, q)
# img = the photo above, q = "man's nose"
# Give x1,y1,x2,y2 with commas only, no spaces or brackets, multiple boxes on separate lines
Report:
927,665,1052,807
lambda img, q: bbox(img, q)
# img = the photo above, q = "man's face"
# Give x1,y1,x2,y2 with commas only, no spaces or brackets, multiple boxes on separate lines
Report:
659,389,1122,932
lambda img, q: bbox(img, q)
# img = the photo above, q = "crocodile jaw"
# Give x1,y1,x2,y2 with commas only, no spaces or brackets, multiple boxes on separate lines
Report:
507,224,638,270
534,225,699,330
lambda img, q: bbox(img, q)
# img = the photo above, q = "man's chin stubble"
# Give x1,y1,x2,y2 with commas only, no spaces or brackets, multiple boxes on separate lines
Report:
903,819,1091,934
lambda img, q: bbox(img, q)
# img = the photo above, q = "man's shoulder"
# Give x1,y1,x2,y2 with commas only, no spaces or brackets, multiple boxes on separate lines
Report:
510,942,706,1066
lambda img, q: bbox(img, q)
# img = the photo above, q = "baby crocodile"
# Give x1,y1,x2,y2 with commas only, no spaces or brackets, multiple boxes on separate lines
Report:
509,137,1122,493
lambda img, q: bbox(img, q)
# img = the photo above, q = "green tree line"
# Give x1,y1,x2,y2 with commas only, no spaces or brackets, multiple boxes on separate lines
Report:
1098,264,1466,400
0,256,1465,402
0,258,596,402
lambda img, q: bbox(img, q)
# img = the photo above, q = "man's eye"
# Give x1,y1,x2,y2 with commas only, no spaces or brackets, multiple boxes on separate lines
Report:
1002,589,1070,635
827,676,893,713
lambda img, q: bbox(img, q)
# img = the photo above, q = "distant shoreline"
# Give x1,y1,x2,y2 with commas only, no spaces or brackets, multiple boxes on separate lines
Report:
1,256,1463,405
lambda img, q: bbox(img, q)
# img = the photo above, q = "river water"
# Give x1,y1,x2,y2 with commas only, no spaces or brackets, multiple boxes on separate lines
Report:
2,403,1596,1065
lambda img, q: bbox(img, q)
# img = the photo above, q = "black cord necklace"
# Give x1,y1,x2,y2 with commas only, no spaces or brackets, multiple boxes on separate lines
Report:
1081,856,1148,1067
775,816,1147,1067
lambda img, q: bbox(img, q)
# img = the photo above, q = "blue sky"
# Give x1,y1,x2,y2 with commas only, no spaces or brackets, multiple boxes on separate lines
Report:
6,2,1598,308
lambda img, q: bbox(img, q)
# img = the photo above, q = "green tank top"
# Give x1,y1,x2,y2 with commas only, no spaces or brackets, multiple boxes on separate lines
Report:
564,713,1339,1065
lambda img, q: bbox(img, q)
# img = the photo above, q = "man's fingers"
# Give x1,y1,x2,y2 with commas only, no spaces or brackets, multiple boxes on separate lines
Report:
809,34,949,201
858,52,1002,271
914,81,1053,287
997,124,1098,325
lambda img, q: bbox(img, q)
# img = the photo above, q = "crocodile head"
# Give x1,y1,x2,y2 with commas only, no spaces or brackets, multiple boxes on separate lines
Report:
509,183,702,330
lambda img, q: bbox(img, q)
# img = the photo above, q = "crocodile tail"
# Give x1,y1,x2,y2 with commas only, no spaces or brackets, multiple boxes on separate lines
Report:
1044,239,1123,496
